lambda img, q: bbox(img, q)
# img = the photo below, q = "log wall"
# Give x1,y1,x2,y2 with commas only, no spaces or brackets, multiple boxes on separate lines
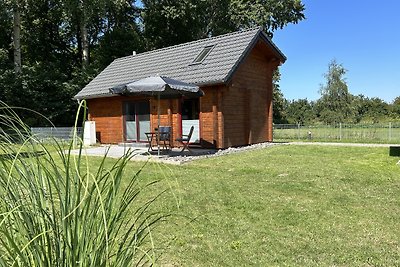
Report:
87,41,279,148
222,41,277,147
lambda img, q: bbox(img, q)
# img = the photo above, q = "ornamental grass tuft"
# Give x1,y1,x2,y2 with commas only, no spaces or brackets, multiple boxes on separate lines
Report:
0,101,163,266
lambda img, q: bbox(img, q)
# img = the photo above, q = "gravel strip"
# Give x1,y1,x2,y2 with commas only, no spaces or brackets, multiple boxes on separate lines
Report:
162,142,280,164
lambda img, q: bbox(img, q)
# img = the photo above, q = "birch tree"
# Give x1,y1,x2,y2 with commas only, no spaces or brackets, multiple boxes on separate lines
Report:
3,0,25,74
12,1,21,74
62,0,130,68
317,60,354,123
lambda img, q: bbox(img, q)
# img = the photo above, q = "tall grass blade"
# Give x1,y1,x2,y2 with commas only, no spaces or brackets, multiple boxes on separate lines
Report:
0,101,165,266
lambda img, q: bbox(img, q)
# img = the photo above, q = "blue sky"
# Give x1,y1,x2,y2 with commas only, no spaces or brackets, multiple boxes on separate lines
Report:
273,0,400,103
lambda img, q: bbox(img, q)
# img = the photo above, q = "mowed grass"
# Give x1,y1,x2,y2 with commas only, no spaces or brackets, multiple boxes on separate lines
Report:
90,145,400,266
274,125,400,143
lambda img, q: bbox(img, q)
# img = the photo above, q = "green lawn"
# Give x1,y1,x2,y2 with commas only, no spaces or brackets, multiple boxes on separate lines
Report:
274,124,400,144
109,145,400,266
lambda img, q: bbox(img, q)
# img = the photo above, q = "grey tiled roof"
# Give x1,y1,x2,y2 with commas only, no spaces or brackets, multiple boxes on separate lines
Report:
75,28,286,99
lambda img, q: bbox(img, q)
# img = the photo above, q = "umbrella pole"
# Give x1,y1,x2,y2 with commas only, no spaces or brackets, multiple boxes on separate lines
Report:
157,93,160,156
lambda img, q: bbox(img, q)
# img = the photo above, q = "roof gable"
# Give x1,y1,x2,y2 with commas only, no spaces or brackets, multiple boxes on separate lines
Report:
75,28,285,99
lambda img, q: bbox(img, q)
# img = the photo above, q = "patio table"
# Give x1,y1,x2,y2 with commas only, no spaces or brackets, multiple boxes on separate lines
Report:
145,125,172,153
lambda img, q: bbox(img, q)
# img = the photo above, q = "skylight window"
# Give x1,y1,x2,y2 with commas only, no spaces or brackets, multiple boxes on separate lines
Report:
192,45,215,64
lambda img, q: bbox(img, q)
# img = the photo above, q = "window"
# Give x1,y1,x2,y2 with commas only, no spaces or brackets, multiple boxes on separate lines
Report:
191,45,215,64
182,99,199,120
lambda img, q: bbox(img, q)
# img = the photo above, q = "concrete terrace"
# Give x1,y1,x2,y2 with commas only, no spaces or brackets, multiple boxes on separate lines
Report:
69,145,218,165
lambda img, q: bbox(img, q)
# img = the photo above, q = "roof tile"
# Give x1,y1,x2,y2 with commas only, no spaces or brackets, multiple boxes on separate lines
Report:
75,28,285,99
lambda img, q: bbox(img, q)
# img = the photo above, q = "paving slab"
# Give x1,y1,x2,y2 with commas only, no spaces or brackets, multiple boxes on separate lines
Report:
69,145,218,165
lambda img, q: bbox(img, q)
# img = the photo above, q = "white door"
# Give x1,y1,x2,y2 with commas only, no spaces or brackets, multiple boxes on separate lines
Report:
181,99,200,143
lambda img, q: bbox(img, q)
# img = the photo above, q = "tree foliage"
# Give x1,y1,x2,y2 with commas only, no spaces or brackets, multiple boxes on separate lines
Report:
0,0,143,126
0,0,306,126
141,0,305,49
316,59,354,124
1,1,397,127
229,0,305,37
278,60,400,125
287,99,315,125
272,70,289,124
392,97,400,118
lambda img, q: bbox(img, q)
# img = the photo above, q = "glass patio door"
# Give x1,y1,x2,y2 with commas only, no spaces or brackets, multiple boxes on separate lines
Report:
124,102,150,142
181,99,200,143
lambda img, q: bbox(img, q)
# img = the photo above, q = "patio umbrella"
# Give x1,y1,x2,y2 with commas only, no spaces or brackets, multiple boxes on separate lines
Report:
110,76,203,155
110,76,202,97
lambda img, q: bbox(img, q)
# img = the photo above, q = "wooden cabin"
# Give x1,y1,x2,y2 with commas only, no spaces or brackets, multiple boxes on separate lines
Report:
75,28,286,149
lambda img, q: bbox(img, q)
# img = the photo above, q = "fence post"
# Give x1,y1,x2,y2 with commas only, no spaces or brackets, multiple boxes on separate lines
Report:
389,122,392,142
297,123,300,140
339,123,342,141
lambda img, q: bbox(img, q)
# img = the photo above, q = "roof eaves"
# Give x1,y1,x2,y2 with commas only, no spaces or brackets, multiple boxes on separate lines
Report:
195,79,225,87
74,92,116,100
259,31,287,62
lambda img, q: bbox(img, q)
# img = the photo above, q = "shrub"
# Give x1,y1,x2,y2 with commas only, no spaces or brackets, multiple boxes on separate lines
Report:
0,101,162,266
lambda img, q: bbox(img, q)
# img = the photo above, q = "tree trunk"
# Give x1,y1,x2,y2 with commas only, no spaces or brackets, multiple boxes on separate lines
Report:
13,4,22,74
76,18,82,65
80,22,89,68
77,0,89,68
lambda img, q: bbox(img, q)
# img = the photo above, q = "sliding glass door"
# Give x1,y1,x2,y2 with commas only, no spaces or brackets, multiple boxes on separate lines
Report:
124,102,150,142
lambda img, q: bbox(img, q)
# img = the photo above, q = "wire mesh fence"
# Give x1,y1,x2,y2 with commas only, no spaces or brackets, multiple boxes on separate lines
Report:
273,122,400,143
31,127,83,142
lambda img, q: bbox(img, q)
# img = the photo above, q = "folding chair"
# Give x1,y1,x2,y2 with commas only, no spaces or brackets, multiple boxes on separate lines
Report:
175,126,194,153
158,126,172,150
